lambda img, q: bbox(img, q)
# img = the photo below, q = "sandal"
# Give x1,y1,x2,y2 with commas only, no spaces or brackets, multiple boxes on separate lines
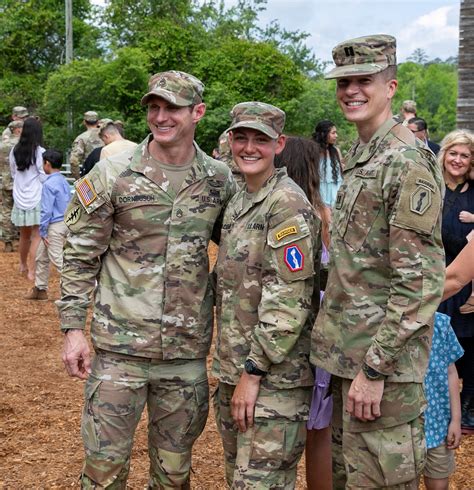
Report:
459,300,474,314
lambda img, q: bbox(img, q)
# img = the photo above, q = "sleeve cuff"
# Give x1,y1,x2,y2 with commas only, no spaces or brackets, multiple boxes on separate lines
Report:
248,344,272,373
364,341,394,376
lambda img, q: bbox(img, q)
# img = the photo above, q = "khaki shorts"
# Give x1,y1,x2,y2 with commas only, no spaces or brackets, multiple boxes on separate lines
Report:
424,442,455,479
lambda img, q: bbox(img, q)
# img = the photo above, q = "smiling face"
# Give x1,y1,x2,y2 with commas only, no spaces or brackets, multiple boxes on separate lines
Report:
336,72,397,141
229,128,286,191
146,96,205,149
443,144,473,182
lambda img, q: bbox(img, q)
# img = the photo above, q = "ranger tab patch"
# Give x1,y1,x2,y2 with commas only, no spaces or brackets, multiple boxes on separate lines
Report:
283,245,304,272
275,226,297,241
76,178,97,207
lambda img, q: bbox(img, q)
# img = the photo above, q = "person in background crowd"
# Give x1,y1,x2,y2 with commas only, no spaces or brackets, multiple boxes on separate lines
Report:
408,117,441,155
98,119,137,160
2,106,29,143
25,149,70,301
312,120,343,211
58,70,236,488
396,99,417,124
423,312,463,490
312,34,444,488
437,129,474,432
275,136,332,490
213,102,320,489
216,130,245,188
0,120,23,252
9,117,46,281
69,111,103,180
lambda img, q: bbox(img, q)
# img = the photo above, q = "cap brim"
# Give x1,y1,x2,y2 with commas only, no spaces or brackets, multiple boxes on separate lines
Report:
227,121,279,139
324,62,389,80
141,90,191,107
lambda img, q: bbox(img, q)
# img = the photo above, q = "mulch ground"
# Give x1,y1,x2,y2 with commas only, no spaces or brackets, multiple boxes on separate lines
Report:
0,244,472,489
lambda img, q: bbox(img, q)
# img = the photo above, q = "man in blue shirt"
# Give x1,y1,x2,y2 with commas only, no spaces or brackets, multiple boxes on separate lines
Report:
26,149,71,300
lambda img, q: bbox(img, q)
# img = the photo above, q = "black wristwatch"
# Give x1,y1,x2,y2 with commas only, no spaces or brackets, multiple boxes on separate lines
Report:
244,359,267,377
362,362,387,381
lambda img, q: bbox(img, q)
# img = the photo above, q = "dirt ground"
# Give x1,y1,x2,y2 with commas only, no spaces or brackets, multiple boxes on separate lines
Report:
0,245,473,489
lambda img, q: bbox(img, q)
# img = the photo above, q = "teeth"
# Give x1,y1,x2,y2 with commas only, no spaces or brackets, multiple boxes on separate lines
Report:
347,101,365,107
242,156,259,161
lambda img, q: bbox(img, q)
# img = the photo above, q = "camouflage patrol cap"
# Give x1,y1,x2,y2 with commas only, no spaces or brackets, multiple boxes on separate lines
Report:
141,71,204,107
12,106,29,118
8,120,24,130
218,131,230,156
97,118,115,137
84,111,99,122
325,34,397,79
227,101,285,139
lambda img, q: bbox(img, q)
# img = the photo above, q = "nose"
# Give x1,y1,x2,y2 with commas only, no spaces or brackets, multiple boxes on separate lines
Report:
243,139,257,154
345,80,360,95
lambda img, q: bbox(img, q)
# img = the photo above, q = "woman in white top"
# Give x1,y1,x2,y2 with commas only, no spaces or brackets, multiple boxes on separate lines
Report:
9,117,46,280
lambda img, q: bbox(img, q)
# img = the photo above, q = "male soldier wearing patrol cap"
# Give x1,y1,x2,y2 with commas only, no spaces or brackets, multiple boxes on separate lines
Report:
311,35,445,488
69,111,103,180
58,71,237,488
212,101,320,488
0,120,23,251
1,106,29,143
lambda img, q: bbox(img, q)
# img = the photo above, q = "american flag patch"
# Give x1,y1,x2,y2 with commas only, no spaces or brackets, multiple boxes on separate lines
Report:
76,178,97,206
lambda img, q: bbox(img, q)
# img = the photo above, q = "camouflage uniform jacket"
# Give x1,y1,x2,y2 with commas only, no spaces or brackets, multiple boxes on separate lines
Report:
220,154,245,189
1,127,12,144
57,136,237,359
312,118,445,383
212,168,320,390
69,128,103,179
0,137,18,190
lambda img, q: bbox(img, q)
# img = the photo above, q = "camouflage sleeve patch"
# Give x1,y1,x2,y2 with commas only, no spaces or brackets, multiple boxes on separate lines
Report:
267,215,314,282
390,166,441,236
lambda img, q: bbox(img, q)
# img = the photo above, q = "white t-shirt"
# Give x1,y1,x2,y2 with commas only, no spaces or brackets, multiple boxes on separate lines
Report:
9,145,46,210
100,139,137,160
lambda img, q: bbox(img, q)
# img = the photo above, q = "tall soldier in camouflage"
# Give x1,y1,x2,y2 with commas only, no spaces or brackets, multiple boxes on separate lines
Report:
0,120,23,251
69,111,103,180
212,102,320,488
217,130,245,188
58,71,237,489
311,35,445,489
1,106,28,143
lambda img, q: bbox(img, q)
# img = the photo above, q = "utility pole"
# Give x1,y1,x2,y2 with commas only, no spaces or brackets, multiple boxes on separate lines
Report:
65,0,73,170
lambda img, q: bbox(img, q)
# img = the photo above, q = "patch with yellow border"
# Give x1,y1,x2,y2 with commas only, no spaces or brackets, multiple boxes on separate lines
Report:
275,226,298,241
76,178,97,207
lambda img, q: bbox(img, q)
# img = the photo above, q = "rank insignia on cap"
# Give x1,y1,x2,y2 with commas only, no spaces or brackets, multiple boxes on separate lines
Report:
410,185,432,215
283,245,304,272
76,178,97,207
275,226,297,241
158,77,167,87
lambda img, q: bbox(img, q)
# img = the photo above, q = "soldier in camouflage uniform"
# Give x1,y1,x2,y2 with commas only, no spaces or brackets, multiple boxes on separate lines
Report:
212,102,320,488
311,35,445,489
58,71,237,489
69,111,103,181
217,130,245,188
1,106,28,143
0,120,22,251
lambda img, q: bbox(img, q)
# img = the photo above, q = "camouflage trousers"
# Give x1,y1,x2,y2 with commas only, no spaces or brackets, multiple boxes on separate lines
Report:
81,350,209,489
1,186,17,242
214,382,311,489
331,376,426,489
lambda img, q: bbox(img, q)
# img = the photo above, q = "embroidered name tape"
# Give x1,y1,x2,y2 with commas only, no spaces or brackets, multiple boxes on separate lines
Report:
283,245,304,272
275,226,297,241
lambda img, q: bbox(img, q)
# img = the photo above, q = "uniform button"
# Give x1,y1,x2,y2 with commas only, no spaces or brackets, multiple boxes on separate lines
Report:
176,209,183,218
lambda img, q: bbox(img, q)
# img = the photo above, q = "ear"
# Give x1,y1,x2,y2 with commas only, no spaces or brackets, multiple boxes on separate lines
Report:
387,79,398,100
274,134,287,155
192,103,206,123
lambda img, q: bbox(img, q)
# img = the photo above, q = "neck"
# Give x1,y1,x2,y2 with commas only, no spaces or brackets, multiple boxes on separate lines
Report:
357,109,393,144
149,139,196,165
245,168,275,193
49,169,60,175
445,173,465,188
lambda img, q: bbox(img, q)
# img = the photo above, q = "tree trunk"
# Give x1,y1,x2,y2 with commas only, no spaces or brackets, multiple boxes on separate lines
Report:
457,0,474,131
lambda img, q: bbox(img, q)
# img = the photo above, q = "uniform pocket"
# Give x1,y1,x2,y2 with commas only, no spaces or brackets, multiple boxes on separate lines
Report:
81,378,101,452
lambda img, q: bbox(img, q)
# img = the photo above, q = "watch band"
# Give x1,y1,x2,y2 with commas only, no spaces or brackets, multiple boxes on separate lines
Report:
362,362,386,381
244,359,267,377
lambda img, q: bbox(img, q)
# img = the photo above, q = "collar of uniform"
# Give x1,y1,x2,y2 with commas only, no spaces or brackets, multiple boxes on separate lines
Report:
345,118,399,171
235,167,287,218
130,136,214,191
